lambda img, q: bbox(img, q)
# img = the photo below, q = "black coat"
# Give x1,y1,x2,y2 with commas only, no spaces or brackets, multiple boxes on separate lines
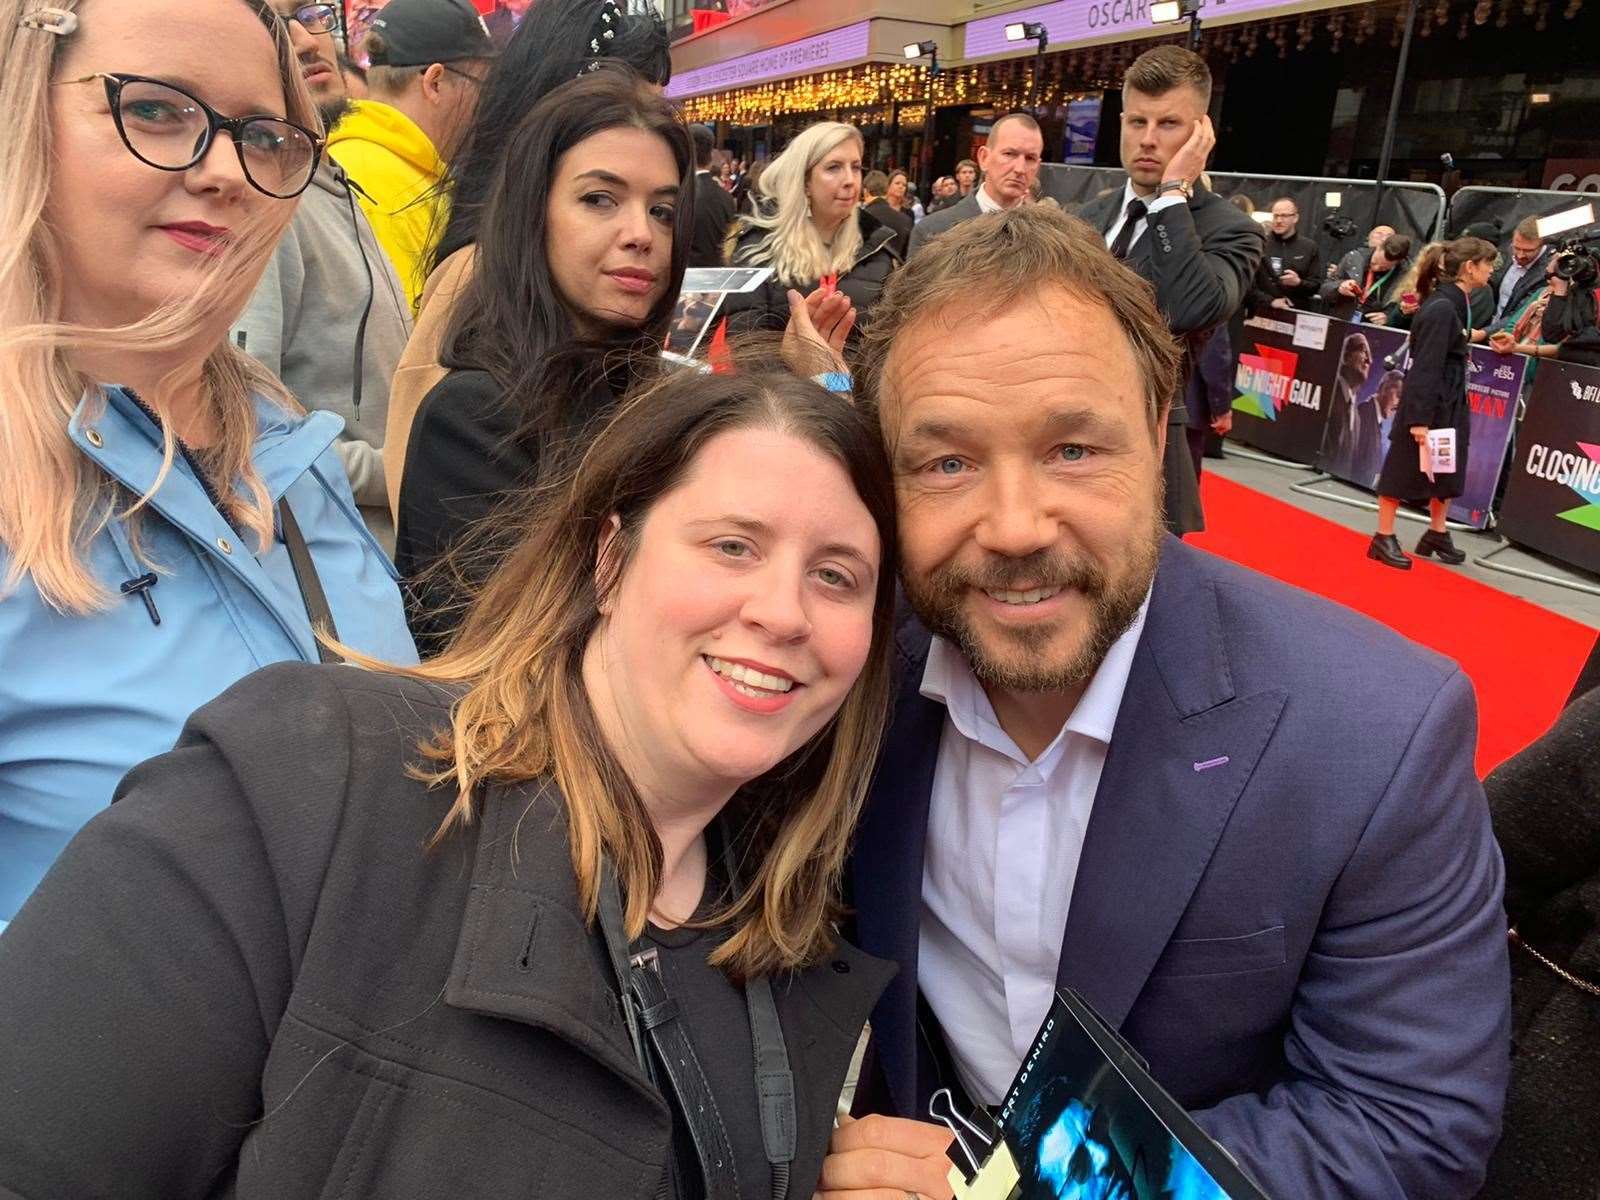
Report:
1376,284,1471,502
689,171,737,269
1075,183,1265,535
1489,249,1553,326
721,207,901,337
1477,685,1600,1199
0,665,895,1200
1248,229,1322,311
863,198,912,262
395,367,617,654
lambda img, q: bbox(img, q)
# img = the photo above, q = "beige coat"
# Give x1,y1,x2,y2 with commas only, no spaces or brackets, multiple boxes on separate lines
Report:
384,245,477,520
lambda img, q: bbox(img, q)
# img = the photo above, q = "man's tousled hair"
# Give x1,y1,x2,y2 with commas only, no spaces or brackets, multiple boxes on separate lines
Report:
1123,44,1212,107
855,205,1182,435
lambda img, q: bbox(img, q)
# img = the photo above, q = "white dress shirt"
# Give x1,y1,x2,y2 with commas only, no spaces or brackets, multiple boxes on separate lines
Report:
917,596,1151,1105
1495,259,1530,323
974,182,1028,215
1100,179,1185,254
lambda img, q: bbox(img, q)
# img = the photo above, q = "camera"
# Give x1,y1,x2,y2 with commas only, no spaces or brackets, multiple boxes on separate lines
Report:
1552,234,1600,288
1323,215,1358,239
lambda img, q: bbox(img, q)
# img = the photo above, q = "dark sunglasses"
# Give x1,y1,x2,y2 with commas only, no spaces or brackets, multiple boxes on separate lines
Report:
54,72,323,199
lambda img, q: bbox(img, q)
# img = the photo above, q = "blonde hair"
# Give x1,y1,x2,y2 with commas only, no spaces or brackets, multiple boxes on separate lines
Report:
730,121,864,288
351,358,899,982
0,0,319,613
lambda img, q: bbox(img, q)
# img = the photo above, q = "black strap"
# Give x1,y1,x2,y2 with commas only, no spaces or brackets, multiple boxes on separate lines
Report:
278,499,342,664
597,849,793,1200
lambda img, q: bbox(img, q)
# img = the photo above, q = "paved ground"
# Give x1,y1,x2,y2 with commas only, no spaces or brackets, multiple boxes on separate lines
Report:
1205,447,1600,630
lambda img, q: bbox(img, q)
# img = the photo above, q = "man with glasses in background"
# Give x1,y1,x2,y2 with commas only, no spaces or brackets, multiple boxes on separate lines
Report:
327,0,495,310
234,1,413,549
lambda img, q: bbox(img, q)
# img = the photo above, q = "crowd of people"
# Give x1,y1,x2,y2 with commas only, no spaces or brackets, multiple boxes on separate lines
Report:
1,0,1596,1198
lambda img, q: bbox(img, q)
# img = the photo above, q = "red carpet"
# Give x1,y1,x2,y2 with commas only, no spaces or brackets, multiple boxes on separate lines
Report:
1189,472,1596,776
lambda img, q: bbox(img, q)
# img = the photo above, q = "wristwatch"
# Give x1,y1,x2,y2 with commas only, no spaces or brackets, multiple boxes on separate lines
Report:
1156,178,1194,200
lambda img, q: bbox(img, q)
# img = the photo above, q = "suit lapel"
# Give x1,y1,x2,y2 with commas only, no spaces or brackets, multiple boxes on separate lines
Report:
851,618,942,1116
1055,540,1287,1029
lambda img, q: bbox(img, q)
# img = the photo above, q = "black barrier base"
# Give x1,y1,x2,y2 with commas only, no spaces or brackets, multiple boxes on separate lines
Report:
1472,542,1600,598
1289,475,1477,534
1221,443,1319,471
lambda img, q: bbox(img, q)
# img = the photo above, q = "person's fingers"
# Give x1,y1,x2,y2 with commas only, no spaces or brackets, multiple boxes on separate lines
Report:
831,307,858,351
828,1114,955,1159
819,302,856,343
815,1187,955,1200
814,1149,955,1199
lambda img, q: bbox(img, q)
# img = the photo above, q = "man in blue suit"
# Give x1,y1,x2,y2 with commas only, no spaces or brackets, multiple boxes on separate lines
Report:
815,204,1509,1200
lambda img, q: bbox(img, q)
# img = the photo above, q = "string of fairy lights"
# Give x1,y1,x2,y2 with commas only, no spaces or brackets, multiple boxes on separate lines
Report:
673,0,1583,127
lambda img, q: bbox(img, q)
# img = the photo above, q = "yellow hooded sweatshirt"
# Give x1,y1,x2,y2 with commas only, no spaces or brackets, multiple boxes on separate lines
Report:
327,101,446,313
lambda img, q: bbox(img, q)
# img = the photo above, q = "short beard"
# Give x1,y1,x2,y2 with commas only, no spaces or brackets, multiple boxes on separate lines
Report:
906,516,1164,694
317,96,353,136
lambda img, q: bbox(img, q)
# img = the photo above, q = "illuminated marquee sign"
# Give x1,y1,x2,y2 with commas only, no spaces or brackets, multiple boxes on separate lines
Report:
964,0,1322,58
666,20,871,100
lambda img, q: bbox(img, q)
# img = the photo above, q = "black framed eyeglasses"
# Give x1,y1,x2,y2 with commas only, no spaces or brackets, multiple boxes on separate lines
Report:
54,73,323,199
288,3,339,35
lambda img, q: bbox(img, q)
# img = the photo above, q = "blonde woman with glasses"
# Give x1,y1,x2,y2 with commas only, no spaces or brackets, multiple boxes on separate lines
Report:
0,0,415,929
721,121,901,348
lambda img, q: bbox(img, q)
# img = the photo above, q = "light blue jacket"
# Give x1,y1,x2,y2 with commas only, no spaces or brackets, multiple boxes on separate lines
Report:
0,387,418,927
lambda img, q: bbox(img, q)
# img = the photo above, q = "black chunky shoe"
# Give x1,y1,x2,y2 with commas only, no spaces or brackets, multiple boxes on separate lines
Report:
1367,533,1412,570
1415,529,1467,564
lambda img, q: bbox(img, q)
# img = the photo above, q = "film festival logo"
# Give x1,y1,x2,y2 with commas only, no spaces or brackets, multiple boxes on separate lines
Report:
1232,344,1321,421
1570,377,1600,406
1523,440,1600,531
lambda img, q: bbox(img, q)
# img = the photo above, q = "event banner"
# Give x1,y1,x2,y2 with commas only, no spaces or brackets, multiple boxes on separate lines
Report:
1230,311,1337,464
1499,360,1600,575
1314,321,1410,489
1453,349,1527,528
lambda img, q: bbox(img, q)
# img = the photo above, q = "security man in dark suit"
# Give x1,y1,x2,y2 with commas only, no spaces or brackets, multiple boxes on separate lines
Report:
687,124,736,269
1074,45,1263,535
906,113,1044,260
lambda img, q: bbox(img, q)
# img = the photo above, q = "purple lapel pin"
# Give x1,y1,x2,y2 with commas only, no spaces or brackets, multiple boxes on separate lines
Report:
1193,756,1230,772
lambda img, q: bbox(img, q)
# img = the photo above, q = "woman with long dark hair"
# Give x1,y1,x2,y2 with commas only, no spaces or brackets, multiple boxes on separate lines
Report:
0,363,957,1200
1367,237,1497,569
382,0,671,516
393,66,689,652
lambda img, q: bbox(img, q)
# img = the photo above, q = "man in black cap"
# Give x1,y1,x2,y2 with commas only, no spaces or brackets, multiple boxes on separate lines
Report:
328,0,497,308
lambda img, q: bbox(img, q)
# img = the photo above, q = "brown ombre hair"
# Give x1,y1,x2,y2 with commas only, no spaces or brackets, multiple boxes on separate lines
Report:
378,360,897,981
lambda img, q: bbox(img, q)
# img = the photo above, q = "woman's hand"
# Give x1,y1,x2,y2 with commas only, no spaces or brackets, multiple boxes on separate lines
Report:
782,287,854,379
1410,424,1429,446
813,1114,956,1200
1400,295,1420,316
1364,311,1388,326
1489,330,1517,355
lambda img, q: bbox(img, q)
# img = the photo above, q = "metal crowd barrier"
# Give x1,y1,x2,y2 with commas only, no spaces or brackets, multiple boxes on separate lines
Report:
1446,184,1600,241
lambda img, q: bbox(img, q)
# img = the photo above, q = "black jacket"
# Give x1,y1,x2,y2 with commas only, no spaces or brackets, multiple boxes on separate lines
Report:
1075,183,1264,534
1543,286,1600,367
689,171,737,269
0,665,894,1200
863,198,912,262
721,207,901,337
395,367,617,654
1477,684,1600,1199
1248,229,1322,311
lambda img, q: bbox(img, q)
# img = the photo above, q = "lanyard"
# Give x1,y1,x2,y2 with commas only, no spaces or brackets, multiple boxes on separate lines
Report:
598,842,794,1200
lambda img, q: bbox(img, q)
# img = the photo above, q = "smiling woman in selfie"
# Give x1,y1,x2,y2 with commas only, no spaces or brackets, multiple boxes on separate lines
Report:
0,364,951,1200
394,66,688,654
0,0,414,929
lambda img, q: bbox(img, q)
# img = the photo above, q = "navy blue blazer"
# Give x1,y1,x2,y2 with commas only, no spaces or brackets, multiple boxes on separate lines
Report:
850,537,1509,1200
